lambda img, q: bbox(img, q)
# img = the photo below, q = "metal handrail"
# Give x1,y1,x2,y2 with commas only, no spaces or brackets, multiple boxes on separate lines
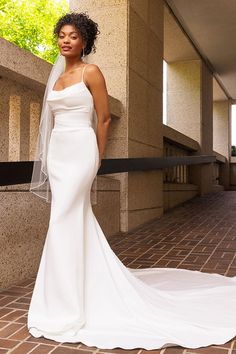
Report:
0,155,217,186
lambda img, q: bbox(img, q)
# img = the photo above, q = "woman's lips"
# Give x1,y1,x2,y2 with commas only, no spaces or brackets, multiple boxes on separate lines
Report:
61,47,72,51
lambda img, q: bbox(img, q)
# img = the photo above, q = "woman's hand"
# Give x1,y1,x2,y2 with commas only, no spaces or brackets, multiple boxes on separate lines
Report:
98,155,102,169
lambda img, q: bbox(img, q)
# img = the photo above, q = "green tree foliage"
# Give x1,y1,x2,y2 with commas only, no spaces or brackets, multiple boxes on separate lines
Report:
0,0,69,63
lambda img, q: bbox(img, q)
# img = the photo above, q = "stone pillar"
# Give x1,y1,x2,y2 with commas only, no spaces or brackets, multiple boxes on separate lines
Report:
213,100,231,188
9,95,21,161
167,59,214,195
70,0,129,231
200,61,213,194
29,102,41,160
20,93,30,161
0,90,10,161
128,0,164,229
213,100,230,157
70,0,164,231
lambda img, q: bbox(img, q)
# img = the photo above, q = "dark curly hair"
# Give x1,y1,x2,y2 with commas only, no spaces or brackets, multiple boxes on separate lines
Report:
53,11,100,57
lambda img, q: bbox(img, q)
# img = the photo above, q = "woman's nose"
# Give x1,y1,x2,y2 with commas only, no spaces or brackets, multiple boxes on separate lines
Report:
63,37,70,44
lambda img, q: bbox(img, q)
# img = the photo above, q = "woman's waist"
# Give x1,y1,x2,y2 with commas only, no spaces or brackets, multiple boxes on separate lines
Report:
53,111,93,128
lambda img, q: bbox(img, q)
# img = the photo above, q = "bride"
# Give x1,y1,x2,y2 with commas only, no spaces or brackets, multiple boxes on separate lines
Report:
27,11,236,350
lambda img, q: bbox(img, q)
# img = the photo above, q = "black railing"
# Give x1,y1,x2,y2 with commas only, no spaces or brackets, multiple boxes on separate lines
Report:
0,155,216,186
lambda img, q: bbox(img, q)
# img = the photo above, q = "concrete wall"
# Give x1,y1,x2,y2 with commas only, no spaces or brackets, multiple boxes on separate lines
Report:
167,60,201,142
0,184,50,289
164,183,198,210
230,162,236,187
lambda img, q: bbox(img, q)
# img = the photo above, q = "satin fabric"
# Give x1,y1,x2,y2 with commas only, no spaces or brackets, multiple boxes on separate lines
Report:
27,69,236,350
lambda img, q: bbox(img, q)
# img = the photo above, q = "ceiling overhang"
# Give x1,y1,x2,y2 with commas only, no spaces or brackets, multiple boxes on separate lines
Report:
165,0,236,101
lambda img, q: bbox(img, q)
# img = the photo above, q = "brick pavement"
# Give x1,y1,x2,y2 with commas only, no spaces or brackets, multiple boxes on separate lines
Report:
0,191,236,353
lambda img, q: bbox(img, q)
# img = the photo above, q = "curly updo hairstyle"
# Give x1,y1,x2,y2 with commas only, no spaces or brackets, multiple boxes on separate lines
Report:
53,12,100,57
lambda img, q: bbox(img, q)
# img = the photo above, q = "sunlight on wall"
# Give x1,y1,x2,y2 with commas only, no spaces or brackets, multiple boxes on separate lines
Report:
163,60,167,125
231,105,236,145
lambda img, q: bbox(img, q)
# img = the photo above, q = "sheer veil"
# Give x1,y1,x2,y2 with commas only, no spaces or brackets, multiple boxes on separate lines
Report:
30,53,98,205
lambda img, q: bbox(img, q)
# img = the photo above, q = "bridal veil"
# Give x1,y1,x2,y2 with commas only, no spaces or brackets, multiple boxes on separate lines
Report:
30,53,98,205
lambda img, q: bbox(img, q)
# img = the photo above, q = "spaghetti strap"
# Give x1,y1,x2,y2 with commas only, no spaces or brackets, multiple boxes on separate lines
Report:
82,64,90,82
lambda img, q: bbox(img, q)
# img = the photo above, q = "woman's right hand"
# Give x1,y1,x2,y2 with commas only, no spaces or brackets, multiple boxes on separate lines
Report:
98,155,102,170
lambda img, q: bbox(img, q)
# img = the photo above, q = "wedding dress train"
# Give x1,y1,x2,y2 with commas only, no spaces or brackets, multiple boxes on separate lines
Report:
27,64,236,350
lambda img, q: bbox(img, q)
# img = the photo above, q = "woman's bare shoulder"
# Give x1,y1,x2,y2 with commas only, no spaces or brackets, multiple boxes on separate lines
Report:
85,63,102,73
84,63,105,83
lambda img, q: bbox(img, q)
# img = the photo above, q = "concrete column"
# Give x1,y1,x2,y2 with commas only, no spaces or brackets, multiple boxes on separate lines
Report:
167,59,214,195
0,85,10,161
200,61,213,194
213,100,230,157
70,0,164,231
213,100,231,188
20,93,30,161
9,95,21,161
29,102,41,161
70,0,129,231
128,0,164,229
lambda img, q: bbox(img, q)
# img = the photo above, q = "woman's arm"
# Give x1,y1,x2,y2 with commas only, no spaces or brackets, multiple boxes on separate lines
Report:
85,64,111,167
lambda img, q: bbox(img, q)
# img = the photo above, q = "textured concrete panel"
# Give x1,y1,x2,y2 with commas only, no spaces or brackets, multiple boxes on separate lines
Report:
167,60,201,142
8,95,21,161
213,100,230,157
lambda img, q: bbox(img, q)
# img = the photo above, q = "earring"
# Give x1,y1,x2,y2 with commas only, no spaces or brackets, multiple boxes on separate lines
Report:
82,47,85,58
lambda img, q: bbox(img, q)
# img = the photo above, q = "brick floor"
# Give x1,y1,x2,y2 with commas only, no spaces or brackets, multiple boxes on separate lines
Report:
0,191,236,353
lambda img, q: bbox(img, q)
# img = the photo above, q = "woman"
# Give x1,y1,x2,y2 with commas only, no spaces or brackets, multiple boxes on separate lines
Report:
27,12,236,350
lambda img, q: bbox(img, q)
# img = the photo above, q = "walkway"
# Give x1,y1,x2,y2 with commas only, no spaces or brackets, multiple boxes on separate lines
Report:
0,191,236,353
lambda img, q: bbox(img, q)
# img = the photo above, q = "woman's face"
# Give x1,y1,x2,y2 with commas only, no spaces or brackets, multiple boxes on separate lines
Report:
57,24,84,58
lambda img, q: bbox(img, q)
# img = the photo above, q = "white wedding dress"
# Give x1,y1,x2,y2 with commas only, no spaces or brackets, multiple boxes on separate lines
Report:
27,64,236,350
